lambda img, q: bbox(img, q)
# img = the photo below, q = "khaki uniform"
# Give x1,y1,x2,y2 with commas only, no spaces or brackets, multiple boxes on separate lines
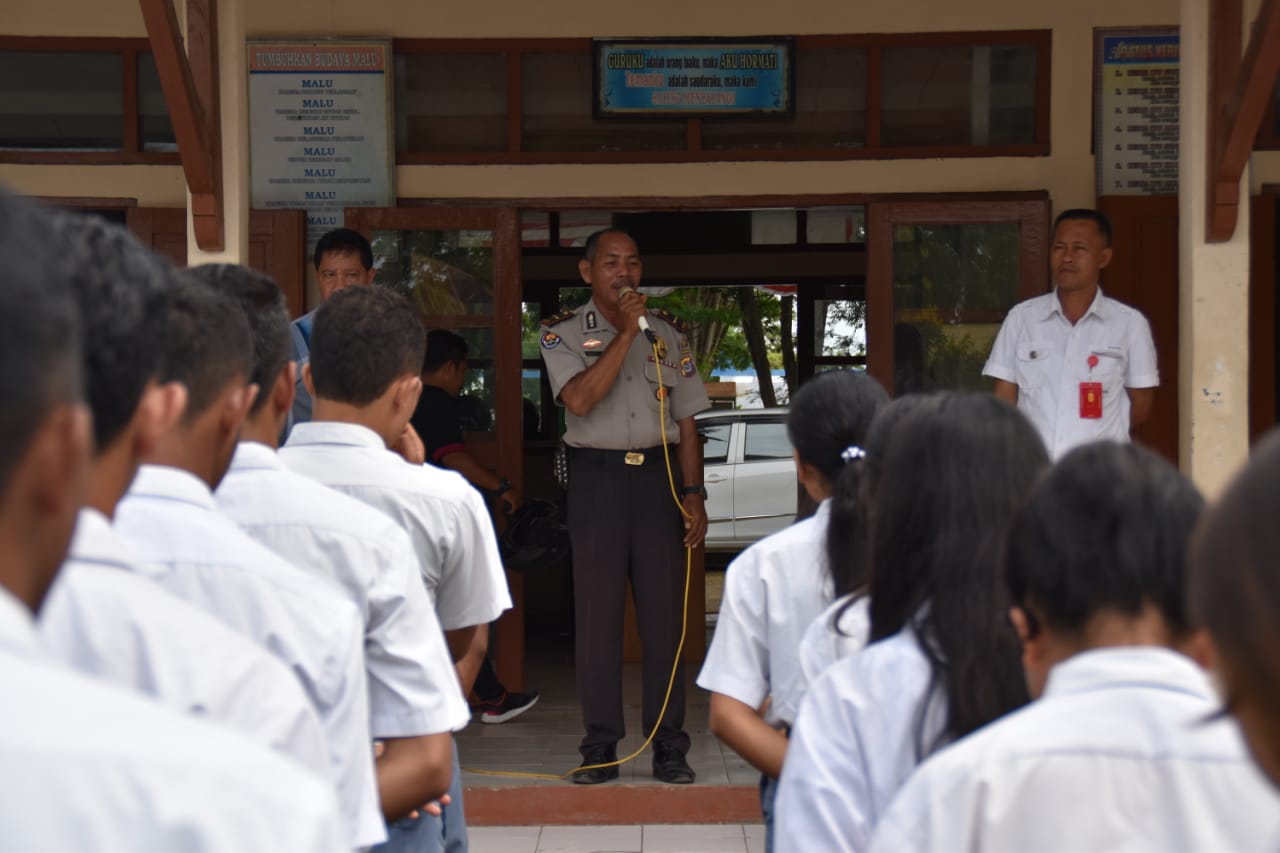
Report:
540,298,710,757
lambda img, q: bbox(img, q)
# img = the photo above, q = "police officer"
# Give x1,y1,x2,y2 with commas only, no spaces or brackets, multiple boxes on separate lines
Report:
540,228,710,785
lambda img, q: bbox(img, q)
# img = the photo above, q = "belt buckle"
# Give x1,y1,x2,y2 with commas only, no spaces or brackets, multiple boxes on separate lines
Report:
624,451,645,466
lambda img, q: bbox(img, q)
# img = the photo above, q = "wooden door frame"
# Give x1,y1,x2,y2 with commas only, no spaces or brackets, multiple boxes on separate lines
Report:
865,197,1049,395
345,205,526,689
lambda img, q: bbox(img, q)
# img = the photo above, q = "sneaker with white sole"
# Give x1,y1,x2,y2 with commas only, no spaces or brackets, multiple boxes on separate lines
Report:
477,690,539,724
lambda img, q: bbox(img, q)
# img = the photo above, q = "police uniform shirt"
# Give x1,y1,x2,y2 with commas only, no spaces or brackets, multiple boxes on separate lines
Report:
870,648,1280,852
281,422,512,634
217,441,471,738
983,288,1159,459
775,624,948,853
697,500,833,727
115,464,382,851
796,593,870,700
540,298,710,449
0,585,345,852
39,508,330,774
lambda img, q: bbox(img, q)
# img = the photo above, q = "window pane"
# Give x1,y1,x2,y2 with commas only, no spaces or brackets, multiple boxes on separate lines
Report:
744,422,791,460
703,47,866,150
806,205,865,244
0,52,123,150
881,44,1037,147
814,298,867,358
454,327,495,432
396,53,507,152
700,423,732,464
891,222,1020,392
370,228,495,315
522,52,686,152
751,210,796,245
138,53,176,152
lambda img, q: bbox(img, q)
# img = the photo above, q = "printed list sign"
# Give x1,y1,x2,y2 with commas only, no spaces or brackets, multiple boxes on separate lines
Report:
248,41,394,253
1095,31,1179,197
594,39,793,116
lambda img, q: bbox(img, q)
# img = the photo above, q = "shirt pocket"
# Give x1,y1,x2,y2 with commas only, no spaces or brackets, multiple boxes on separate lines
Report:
1015,341,1054,390
1087,346,1127,389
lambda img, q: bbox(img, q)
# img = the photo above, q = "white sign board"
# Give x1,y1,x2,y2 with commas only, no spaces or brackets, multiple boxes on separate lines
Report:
1095,30,1180,197
248,41,394,254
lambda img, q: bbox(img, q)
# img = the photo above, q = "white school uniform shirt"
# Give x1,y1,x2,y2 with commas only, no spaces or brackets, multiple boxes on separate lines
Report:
0,585,344,853
870,647,1280,852
39,507,330,773
281,422,512,632
217,440,471,738
776,625,948,853
796,592,871,698
983,288,1158,459
116,463,383,851
697,500,832,727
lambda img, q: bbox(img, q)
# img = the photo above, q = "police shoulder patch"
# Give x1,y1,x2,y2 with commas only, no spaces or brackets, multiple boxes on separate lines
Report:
540,309,576,328
650,308,688,334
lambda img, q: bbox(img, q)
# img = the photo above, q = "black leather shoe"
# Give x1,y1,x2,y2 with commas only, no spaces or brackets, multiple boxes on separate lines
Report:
572,744,619,785
652,744,695,784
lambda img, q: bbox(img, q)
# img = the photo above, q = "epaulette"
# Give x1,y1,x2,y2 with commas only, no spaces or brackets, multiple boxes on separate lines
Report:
650,308,688,334
540,309,576,328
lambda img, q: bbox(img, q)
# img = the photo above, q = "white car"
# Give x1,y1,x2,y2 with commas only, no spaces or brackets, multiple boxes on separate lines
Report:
696,407,798,552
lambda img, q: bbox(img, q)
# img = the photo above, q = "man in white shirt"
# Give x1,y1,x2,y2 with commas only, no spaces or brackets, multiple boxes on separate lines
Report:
200,263,467,824
114,275,383,850
34,215,329,774
983,209,1158,459
870,442,1280,852
0,188,344,852
283,284,512,853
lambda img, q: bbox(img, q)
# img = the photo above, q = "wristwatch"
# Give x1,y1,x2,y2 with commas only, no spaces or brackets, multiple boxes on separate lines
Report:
495,478,512,496
681,484,708,500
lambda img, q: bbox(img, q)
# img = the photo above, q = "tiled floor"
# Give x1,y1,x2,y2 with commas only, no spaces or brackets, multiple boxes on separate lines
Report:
457,638,758,787
470,823,765,853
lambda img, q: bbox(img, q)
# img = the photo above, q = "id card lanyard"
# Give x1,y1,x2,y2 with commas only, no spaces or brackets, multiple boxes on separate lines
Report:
1080,354,1102,419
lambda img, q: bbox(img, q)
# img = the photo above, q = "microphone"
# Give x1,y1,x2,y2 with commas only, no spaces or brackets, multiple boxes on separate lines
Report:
617,284,657,343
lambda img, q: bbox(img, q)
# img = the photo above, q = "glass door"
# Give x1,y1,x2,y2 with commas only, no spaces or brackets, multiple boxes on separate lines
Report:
866,199,1049,396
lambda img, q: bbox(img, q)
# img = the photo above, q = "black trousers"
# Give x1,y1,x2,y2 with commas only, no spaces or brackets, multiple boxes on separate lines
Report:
567,447,690,757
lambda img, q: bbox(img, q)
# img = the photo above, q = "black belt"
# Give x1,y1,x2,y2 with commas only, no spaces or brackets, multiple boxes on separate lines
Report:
569,446,669,467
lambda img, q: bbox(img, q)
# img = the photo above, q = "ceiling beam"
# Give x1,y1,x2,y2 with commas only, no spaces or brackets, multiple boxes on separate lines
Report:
138,0,223,251
1207,0,1280,241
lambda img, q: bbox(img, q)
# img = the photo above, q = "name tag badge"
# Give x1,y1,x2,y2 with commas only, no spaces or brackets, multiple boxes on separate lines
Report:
1080,382,1103,419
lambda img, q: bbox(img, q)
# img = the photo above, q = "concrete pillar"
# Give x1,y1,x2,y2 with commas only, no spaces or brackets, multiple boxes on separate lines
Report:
1178,0,1253,498
187,0,249,263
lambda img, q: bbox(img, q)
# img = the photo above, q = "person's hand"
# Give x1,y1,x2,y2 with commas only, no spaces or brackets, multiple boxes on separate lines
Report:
392,423,425,465
617,287,648,338
500,485,524,514
682,493,708,548
409,794,452,820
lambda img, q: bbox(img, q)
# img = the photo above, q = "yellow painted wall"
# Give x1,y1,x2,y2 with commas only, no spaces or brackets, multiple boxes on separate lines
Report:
8,0,1280,207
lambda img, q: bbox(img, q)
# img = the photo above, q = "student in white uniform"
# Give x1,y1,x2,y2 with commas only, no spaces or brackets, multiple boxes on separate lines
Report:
200,263,468,825
776,393,1048,852
281,285,512,853
0,188,343,853
114,275,382,851
34,215,329,773
697,370,886,848
1189,430,1280,793
795,394,941,696
872,442,1280,851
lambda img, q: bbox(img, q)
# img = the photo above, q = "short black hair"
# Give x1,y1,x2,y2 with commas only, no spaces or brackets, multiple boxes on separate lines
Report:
187,264,289,415
583,228,637,262
313,228,373,270
1007,441,1204,639
423,329,468,374
310,286,425,405
161,275,253,424
1053,208,1113,247
0,190,83,491
50,211,174,449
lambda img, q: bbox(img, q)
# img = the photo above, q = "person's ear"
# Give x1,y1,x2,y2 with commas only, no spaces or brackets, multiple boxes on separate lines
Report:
221,383,258,437
273,362,298,417
1099,246,1113,271
1181,628,1218,671
392,374,423,414
302,362,316,397
578,257,593,285
1009,605,1044,666
134,381,188,458
363,268,377,286
29,403,92,517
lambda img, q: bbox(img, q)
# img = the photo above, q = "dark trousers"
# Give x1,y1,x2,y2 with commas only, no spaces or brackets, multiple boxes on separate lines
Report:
471,647,503,702
567,448,690,757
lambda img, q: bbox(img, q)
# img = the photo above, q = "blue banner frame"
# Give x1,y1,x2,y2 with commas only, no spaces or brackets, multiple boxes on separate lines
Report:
593,38,794,117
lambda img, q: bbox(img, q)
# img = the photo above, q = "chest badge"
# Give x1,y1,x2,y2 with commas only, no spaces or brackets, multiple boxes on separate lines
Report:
654,335,668,360
586,311,598,330
541,331,562,350
583,338,603,350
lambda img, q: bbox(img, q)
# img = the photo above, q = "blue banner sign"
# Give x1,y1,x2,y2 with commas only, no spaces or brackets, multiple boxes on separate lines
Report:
594,39,793,116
